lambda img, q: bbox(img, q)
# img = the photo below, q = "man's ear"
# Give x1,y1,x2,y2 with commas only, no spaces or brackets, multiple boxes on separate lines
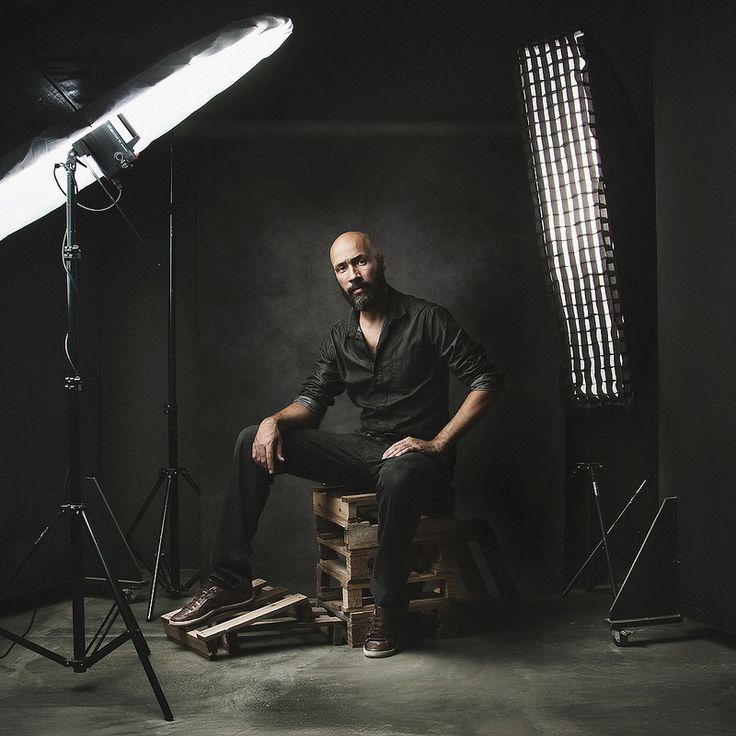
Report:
377,253,386,270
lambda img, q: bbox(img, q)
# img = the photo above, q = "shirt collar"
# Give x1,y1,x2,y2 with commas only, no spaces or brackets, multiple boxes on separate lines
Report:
349,285,406,337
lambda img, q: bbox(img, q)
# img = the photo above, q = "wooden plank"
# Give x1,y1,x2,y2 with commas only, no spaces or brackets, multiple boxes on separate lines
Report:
342,587,365,610
343,522,378,549
253,585,289,605
313,492,377,526
195,593,308,642
317,535,374,579
317,559,452,590
322,594,450,618
316,531,343,549
338,492,377,504
285,597,316,622
319,558,351,586
224,613,339,630
161,618,214,658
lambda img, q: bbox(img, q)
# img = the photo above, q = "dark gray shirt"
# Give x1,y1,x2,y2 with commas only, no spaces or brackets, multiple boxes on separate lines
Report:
294,286,504,440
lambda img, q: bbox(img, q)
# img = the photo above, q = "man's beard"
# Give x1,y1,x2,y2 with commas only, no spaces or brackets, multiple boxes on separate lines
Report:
342,269,387,311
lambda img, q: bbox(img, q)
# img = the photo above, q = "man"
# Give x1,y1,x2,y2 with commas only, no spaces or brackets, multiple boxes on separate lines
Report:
171,231,504,658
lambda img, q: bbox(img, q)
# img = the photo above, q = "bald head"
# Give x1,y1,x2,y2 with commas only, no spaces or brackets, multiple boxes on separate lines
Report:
329,231,387,311
329,231,378,266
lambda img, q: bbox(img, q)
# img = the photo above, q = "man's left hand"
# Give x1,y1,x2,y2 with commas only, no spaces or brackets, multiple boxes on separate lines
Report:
382,436,444,460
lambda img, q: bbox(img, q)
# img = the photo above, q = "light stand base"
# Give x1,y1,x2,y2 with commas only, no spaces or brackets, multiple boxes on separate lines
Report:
606,496,681,646
562,472,654,597
127,467,202,621
0,503,173,720
562,462,618,598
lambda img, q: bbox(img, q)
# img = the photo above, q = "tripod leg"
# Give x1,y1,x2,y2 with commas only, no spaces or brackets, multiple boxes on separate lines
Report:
86,477,142,579
180,469,202,496
562,475,652,597
177,470,203,589
0,509,66,596
590,467,617,597
127,471,167,538
147,474,173,622
80,509,173,721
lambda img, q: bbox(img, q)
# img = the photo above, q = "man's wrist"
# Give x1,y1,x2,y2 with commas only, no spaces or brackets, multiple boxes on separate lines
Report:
431,436,450,454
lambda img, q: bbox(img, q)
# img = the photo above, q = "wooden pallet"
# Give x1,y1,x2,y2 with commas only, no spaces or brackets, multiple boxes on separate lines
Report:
161,579,345,658
316,558,456,611
313,486,456,550
312,485,461,646
321,597,458,647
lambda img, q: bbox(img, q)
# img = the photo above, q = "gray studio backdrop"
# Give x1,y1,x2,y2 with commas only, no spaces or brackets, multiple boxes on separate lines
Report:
193,126,564,594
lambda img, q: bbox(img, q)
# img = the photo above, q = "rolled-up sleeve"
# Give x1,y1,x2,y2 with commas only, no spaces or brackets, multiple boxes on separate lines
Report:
427,305,505,393
293,332,345,426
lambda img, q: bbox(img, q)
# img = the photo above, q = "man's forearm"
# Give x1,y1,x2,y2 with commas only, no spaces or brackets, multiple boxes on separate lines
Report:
382,389,498,460
267,402,315,430
253,402,314,474
432,389,498,453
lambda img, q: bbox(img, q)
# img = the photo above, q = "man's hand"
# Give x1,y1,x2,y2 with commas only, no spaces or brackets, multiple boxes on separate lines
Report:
252,417,285,475
382,436,444,460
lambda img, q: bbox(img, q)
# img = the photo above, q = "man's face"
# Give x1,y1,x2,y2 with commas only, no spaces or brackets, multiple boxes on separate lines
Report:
330,238,386,311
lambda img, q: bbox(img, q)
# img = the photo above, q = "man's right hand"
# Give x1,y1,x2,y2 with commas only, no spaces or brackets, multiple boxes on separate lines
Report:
251,416,285,475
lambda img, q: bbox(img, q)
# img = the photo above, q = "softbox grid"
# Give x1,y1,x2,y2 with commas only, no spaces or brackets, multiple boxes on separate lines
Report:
518,31,631,407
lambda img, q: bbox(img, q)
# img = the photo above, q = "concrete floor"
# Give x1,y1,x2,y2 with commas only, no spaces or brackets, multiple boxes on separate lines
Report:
0,591,734,736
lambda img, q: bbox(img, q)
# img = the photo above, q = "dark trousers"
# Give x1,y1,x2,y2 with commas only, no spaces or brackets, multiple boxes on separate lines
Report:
209,426,452,608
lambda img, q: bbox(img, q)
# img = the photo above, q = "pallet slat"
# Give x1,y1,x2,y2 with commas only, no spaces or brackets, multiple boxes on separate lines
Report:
162,582,345,658
312,486,461,646
196,593,309,641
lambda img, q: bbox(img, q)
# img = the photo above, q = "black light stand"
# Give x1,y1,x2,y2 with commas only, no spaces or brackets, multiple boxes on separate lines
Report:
0,149,173,721
562,462,618,597
562,472,653,597
126,144,202,622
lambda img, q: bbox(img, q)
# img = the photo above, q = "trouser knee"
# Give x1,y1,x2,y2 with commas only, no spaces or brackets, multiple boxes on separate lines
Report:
377,455,433,502
234,424,259,457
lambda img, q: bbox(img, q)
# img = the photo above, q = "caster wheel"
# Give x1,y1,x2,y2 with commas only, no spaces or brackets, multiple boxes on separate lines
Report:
611,629,631,647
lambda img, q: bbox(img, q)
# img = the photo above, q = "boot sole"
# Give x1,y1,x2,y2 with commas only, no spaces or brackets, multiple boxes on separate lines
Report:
362,643,400,658
168,592,256,628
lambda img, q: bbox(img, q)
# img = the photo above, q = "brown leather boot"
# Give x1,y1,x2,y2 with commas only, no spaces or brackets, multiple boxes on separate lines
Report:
362,604,402,658
169,580,255,628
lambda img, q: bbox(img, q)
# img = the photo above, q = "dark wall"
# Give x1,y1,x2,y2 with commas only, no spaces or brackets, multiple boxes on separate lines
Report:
193,128,563,593
1,215,71,595
654,2,736,633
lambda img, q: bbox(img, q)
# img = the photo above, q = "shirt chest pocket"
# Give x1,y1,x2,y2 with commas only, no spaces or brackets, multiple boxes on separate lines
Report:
389,344,431,391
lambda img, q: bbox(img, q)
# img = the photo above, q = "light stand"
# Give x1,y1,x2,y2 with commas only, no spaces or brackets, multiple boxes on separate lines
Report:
126,143,202,622
562,472,653,597
562,462,618,597
0,150,173,721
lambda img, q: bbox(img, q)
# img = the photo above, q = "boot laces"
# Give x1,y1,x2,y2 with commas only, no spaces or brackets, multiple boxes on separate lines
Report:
182,584,218,612
367,613,395,642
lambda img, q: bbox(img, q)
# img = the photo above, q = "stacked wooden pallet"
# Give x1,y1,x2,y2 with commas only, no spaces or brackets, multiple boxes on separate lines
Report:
161,579,344,658
312,485,458,647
